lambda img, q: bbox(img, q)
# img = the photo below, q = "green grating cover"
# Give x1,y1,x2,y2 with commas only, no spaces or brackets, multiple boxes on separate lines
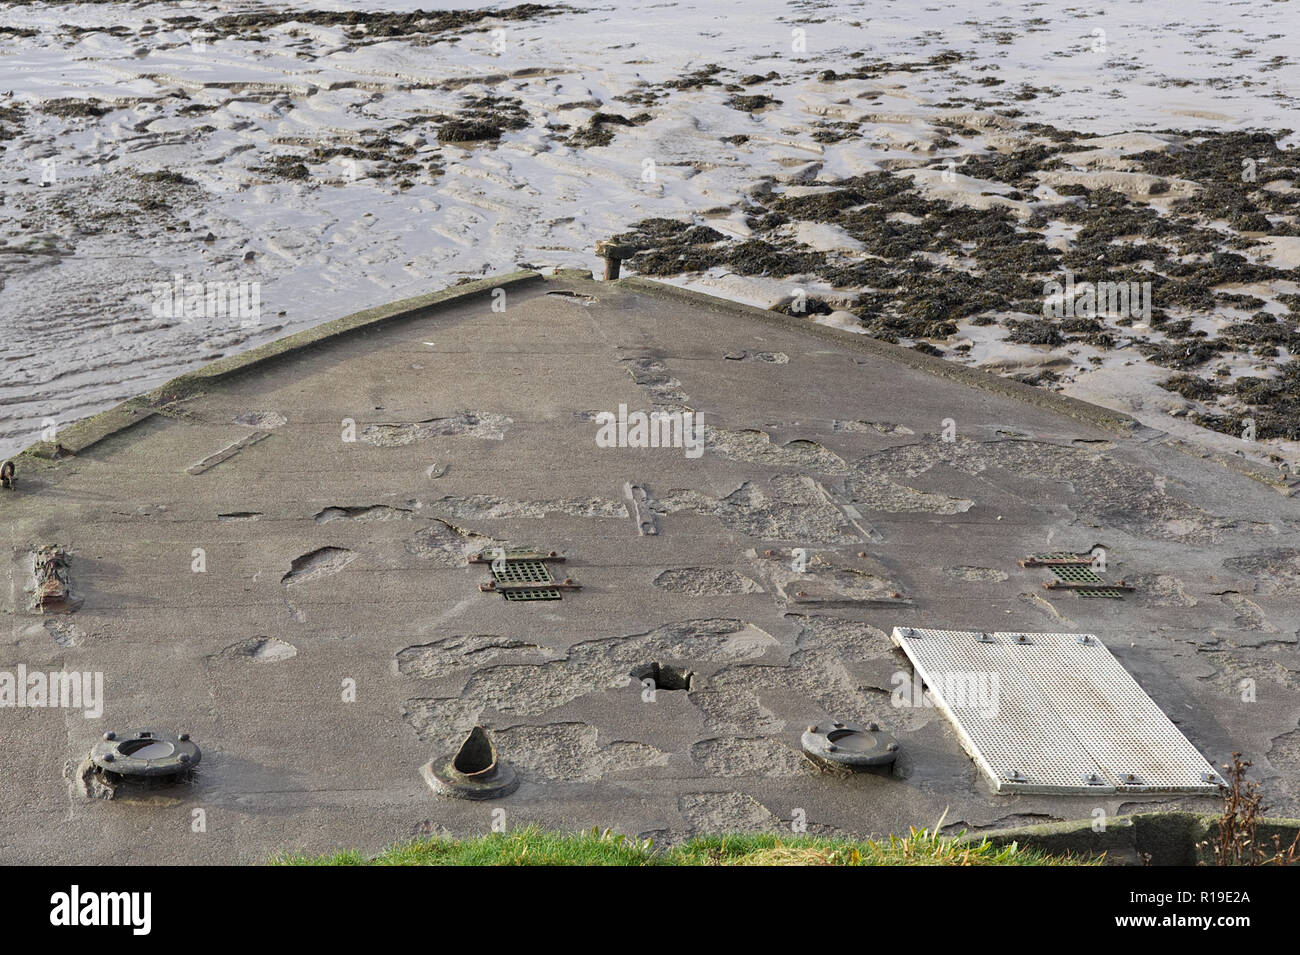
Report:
1048,564,1103,584
1031,554,1123,598
491,559,562,601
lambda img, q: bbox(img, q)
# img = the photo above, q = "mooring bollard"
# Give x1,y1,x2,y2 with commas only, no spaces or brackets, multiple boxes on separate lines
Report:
594,239,634,280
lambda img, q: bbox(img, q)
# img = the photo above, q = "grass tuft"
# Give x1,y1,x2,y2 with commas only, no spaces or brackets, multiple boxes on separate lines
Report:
272,823,1098,866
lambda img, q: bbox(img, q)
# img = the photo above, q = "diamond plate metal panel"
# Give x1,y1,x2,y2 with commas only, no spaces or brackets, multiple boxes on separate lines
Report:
1018,631,1224,793
891,627,1223,795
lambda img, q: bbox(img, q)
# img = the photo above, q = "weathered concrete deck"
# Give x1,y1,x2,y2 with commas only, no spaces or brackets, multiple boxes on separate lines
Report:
3,271,1299,864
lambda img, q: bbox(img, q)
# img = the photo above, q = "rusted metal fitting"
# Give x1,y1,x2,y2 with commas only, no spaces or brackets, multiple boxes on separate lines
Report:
594,240,635,280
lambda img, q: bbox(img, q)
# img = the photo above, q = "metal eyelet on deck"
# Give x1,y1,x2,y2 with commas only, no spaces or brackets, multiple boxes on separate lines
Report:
801,720,900,769
90,729,200,780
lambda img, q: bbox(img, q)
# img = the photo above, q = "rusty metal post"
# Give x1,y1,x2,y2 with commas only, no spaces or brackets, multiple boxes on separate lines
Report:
595,240,633,280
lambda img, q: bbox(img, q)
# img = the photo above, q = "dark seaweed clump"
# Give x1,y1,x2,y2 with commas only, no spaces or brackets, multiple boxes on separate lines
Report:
662,65,725,91
135,170,196,187
434,94,529,143
254,154,312,181
254,127,433,183
815,50,966,81
41,98,112,119
205,4,562,41
1191,362,1300,441
727,93,780,112
1128,130,1300,233
563,111,652,148
0,102,25,143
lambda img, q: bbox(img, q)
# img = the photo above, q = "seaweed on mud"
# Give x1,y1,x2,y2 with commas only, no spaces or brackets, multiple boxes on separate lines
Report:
952,143,1065,186
1217,292,1268,310
254,154,312,181
722,239,826,276
308,135,419,165
0,103,26,142
1012,369,1061,385
614,219,827,277
811,121,862,144
612,85,661,107
563,111,652,148
1128,130,1300,222
727,93,780,112
40,98,112,119
1003,318,1064,347
205,4,562,41
1217,316,1300,353
434,95,529,143
820,50,966,81
605,117,1299,436
1139,338,1226,369
771,297,834,317
1193,362,1300,441
1163,250,1284,287
253,128,428,182
662,64,725,90
135,170,196,187
1161,373,1222,401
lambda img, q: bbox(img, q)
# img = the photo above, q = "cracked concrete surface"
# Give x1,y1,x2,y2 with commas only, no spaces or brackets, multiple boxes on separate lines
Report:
281,546,357,586
362,411,512,446
653,568,763,596
4,272,1300,863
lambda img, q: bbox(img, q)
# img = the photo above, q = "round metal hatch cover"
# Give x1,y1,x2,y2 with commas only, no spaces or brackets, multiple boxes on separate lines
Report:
90,729,200,777
801,721,899,768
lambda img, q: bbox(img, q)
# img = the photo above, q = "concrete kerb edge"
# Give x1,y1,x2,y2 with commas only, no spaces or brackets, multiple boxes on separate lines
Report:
960,810,1300,865
18,271,544,462
616,275,1144,429
615,276,1291,492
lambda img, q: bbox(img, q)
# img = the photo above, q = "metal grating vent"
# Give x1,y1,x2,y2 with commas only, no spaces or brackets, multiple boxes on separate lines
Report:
1048,564,1103,584
491,559,561,601
473,548,579,600
1025,551,1126,598
891,627,1224,795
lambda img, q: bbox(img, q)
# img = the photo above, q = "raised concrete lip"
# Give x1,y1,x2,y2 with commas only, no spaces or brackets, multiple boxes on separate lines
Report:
14,269,1290,492
20,270,545,462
